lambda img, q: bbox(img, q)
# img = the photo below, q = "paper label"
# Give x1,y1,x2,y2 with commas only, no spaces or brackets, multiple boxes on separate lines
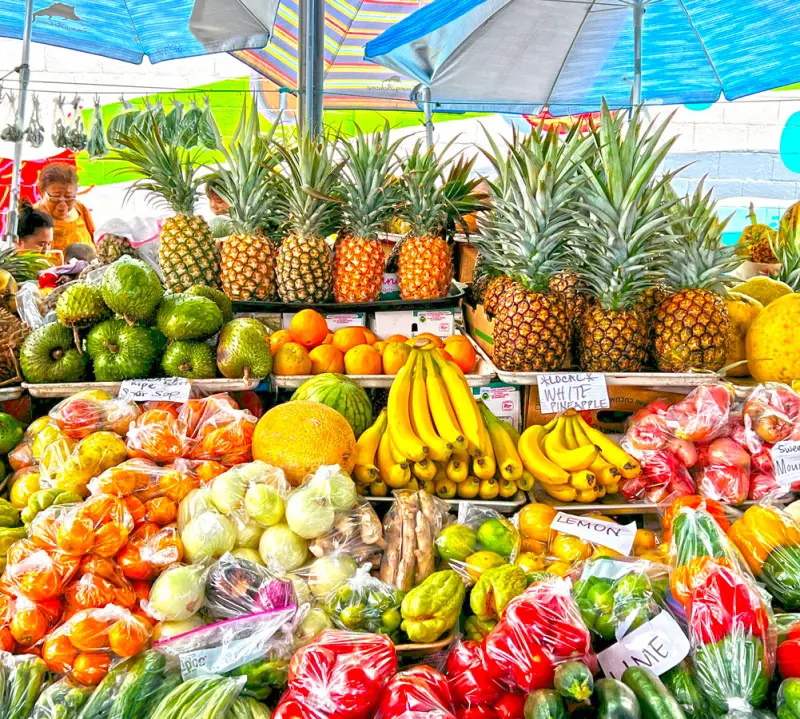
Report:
119,377,191,403
597,612,690,680
179,636,264,680
472,384,522,430
325,313,366,330
538,373,610,414
550,512,637,555
579,557,634,583
772,440,800,486
413,311,454,338
380,273,400,299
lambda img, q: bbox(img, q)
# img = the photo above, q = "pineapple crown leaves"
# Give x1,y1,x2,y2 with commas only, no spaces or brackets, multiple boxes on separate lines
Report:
662,177,738,293
774,203,800,289
337,122,404,239
272,129,345,239
474,122,591,292
111,118,204,215
206,95,284,236
0,248,50,282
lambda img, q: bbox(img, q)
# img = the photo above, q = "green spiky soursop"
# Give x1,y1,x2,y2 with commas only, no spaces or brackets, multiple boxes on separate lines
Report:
86,319,157,381
162,341,216,379
101,256,164,322
185,285,233,324
216,318,272,379
156,295,223,341
56,283,108,328
20,323,86,383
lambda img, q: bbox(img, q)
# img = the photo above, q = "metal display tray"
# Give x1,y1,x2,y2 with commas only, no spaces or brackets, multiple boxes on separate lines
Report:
367,493,526,515
0,386,23,401
23,378,261,399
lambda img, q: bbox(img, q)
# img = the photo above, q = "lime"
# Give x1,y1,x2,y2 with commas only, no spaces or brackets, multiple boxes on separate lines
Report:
435,524,477,563
476,518,517,558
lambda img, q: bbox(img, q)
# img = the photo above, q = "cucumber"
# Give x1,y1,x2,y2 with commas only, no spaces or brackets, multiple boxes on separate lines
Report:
554,661,594,703
524,689,567,719
661,661,710,718
780,678,800,719
622,667,687,719
594,678,642,719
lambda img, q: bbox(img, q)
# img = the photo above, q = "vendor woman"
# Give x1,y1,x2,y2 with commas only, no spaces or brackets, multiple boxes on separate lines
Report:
35,163,95,253
15,199,54,253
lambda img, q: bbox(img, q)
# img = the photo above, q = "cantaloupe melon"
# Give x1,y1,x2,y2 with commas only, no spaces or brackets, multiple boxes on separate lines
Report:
252,400,356,486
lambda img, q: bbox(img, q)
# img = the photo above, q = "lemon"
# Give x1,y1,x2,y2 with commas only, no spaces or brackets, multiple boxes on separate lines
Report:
550,533,592,563
465,550,506,581
545,561,571,577
10,470,40,509
515,552,546,573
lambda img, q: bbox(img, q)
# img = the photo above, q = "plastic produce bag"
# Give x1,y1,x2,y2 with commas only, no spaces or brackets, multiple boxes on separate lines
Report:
664,383,734,442
743,383,800,444
30,676,93,719
126,406,189,464
198,96,217,149
63,554,138,613
67,95,87,152
184,396,257,466
0,91,23,142
41,604,152,684
686,561,775,715
143,562,207,622
179,507,237,564
162,99,184,144
50,395,141,439
25,94,45,148
87,95,108,159
308,499,385,565
207,460,290,522
107,96,140,148
446,639,505,712
272,630,398,719
376,665,457,719
0,651,47,719
205,553,296,621
148,674,245,719
0,591,61,651
52,94,70,147
177,99,202,147
135,99,166,136
0,537,80,601
117,522,183,581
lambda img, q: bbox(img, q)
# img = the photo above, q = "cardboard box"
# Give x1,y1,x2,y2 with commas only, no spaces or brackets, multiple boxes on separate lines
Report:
457,241,478,284
465,303,494,358
282,312,366,330
472,382,522,430
524,385,690,433
370,310,455,340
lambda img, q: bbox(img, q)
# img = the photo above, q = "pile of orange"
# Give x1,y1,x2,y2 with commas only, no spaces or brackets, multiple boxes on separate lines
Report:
270,309,478,377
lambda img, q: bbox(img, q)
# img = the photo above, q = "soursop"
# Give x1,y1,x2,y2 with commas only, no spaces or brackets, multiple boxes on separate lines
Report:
20,323,86,384
56,283,108,330
216,318,272,379
86,319,157,381
156,294,223,341
185,285,233,324
162,341,216,379
101,256,164,322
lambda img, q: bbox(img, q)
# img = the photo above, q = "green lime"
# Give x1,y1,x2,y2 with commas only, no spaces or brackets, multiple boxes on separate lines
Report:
339,605,365,629
476,518,517,558
435,524,478,563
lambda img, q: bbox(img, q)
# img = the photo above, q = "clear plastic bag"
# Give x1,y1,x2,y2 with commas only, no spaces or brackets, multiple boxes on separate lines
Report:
67,95,87,152
743,383,800,444
184,396,257,466
273,630,398,719
376,665,456,719
143,562,208,622
117,523,183,581
198,96,217,149
0,651,48,718
50,395,141,439
64,555,138,612
25,94,45,148
87,95,108,159
619,449,696,504
162,99,184,144
0,537,81,601
381,490,449,591
126,406,189,464
324,564,404,640
309,499,385,565
179,507,237,564
15,280,47,329
0,91,23,142
177,99,202,147
0,591,61,651
204,553,296,621
664,383,734,442
446,639,504,711
207,460,290,522
52,94,70,148
30,676,93,719
107,96,140,148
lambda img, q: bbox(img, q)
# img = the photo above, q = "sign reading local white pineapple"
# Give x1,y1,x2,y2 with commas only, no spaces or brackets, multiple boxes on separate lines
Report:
772,440,800,486
538,373,610,414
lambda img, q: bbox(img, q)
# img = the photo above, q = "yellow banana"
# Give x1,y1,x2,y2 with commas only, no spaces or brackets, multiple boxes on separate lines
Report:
472,411,497,480
498,479,518,498
432,352,483,455
387,465,411,488
570,469,598,491
604,481,619,495
354,465,378,485
387,355,428,462
370,478,388,497
563,417,579,449
574,414,641,479
479,402,523,481
356,484,369,496
478,477,499,500
517,426,570,485
542,416,558,433
419,478,436,495
451,448,470,463
499,419,521,446
597,464,621,487
517,470,535,491
576,487,601,503
355,409,387,467
410,356,453,462
435,478,457,499
570,416,594,448
405,477,420,491
538,481,577,502
445,457,469,483
423,354,467,452
595,485,607,499
544,419,598,471
457,476,480,498
378,429,410,487
412,458,437,481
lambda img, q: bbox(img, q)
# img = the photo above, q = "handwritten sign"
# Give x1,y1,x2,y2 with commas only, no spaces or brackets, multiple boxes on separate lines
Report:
772,441,800,486
119,377,191,404
550,512,637,556
538,373,610,414
597,612,690,680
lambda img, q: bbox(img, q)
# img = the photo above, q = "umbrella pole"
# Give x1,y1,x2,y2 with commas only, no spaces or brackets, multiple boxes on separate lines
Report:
422,86,434,149
3,0,34,244
630,0,644,107
298,0,324,135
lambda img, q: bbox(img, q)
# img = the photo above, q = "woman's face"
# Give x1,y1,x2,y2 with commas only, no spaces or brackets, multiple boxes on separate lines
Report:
42,181,78,220
17,226,53,253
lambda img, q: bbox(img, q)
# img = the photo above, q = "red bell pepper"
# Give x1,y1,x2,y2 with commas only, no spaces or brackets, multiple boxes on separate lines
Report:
272,692,317,719
483,618,555,693
378,665,456,719
455,707,498,719
494,692,526,719
447,641,502,707
779,638,800,678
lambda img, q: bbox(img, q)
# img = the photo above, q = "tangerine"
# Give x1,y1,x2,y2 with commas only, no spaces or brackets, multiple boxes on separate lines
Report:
443,337,477,373
144,497,178,525
56,517,95,556
362,328,378,345
10,606,48,646
92,523,128,558
382,342,412,375
386,334,408,343
42,634,77,673
289,309,329,349
322,332,334,345
309,345,345,375
408,332,443,349
344,345,382,375
273,343,312,376
332,327,368,354
108,616,150,657
72,652,111,685
69,614,114,651
269,329,294,355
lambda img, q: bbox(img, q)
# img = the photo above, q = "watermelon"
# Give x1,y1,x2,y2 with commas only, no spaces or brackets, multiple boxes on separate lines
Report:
291,374,373,438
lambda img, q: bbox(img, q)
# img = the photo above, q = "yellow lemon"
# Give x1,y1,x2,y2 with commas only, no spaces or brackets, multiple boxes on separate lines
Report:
464,550,506,581
550,533,592,563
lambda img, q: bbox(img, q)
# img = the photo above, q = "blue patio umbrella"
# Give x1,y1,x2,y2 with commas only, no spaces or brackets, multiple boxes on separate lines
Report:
0,0,280,238
364,0,800,117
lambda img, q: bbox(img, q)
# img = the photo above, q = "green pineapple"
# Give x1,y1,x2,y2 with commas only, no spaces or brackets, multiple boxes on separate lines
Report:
112,121,219,292
274,130,342,303
574,101,677,372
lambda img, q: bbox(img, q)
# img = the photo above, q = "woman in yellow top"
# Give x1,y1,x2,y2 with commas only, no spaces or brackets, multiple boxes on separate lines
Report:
34,163,95,254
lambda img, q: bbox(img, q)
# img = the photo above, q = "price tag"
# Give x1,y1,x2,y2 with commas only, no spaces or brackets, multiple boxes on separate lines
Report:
119,377,191,403
179,636,264,680
538,373,610,414
772,441,800,486
550,512,637,556
597,612,690,680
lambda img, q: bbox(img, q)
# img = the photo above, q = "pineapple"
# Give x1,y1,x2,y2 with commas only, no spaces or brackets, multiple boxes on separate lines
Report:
214,98,281,302
549,270,596,344
113,122,219,292
0,248,49,312
738,203,778,264
97,234,138,265
0,307,29,384
575,101,677,373
653,180,738,372
396,141,485,300
333,124,402,303
274,131,342,303
471,124,589,372
773,211,800,291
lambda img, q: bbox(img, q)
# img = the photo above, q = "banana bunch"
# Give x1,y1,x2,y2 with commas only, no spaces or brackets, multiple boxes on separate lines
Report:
518,411,641,503
353,346,530,501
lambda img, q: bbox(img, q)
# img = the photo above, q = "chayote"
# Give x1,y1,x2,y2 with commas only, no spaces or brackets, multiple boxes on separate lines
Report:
470,564,527,621
401,569,465,643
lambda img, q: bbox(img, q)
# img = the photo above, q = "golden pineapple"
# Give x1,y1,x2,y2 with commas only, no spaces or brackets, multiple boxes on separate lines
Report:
333,125,401,303
738,202,778,264
482,275,516,317
221,234,276,301
581,307,650,372
113,122,219,293
397,235,453,300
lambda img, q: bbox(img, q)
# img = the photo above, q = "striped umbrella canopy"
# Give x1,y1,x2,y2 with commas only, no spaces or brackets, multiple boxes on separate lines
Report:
234,0,424,111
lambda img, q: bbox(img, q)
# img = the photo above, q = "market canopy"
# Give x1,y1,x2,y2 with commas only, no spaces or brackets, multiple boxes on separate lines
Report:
364,0,800,115
0,0,279,64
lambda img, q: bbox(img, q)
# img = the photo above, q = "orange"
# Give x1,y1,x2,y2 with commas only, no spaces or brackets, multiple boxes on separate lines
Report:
56,516,95,555
72,652,111,685
344,345,382,375
43,634,77,673
309,345,345,375
10,606,49,646
273,343,312,376
374,341,388,356
69,615,114,651
144,496,178,525
332,327,368,354
322,332,334,345
407,332,443,349
518,503,557,542
382,342,412,375
289,309,329,349
108,616,150,657
269,329,294,355
92,523,129,558
387,334,408,343
362,328,378,345
444,338,477,373
440,349,454,362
